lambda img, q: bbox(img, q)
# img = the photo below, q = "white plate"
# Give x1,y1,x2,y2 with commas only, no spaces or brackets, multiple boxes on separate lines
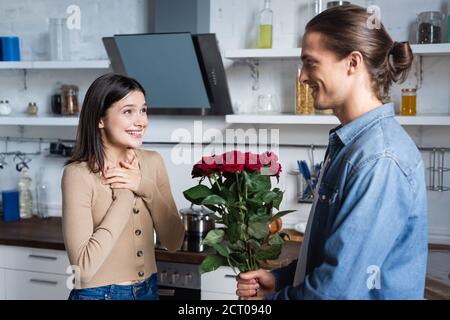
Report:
294,222,307,234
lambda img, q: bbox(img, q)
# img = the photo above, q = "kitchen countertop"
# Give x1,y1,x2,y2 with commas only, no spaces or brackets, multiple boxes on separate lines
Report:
1,217,449,299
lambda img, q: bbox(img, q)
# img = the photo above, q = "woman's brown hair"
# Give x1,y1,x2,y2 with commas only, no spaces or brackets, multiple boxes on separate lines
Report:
305,4,413,100
65,73,145,173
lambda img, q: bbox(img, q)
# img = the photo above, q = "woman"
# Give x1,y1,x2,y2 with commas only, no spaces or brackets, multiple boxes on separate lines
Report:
62,73,185,300
237,4,427,300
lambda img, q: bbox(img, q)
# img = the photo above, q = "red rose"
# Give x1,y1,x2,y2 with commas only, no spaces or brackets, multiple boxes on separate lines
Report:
244,152,262,172
191,156,221,178
260,151,278,165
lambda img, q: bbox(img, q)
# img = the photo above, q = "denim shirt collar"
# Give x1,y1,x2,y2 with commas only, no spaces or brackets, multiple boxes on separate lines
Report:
334,103,395,146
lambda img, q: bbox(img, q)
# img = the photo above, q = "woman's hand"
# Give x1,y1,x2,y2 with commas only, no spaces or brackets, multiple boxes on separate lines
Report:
236,269,276,300
102,155,141,193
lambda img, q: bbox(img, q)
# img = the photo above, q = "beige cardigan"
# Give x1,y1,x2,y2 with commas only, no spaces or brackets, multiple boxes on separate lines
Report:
62,149,185,289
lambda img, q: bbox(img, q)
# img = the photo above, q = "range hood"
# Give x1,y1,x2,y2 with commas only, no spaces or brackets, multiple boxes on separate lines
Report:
103,33,233,116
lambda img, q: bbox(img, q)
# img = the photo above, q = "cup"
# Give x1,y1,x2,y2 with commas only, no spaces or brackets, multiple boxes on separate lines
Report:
2,191,20,222
257,94,281,114
0,36,21,61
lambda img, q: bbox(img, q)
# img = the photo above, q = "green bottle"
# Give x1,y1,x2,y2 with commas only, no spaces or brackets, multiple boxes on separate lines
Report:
258,0,273,48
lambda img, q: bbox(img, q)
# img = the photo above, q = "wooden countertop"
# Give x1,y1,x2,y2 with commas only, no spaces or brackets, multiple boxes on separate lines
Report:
1,217,448,299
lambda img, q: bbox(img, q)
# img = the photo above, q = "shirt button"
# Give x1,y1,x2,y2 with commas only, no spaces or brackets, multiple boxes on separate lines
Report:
135,229,142,236
321,195,327,201
133,208,139,214
112,195,117,201
138,271,144,277
137,250,143,257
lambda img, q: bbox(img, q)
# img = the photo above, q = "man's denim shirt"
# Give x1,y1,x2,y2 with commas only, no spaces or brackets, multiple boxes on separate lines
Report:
268,103,428,300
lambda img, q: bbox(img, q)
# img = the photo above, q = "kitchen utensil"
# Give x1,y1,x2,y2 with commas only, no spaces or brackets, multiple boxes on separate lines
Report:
180,205,215,237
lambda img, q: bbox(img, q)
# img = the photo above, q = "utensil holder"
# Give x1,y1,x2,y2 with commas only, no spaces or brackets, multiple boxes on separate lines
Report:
427,149,449,192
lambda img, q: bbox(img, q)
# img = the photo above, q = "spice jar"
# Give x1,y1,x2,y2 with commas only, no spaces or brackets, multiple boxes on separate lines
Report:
417,11,444,44
296,70,314,115
61,85,79,115
401,88,417,116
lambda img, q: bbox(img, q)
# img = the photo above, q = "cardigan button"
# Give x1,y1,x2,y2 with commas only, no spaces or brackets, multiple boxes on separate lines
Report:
137,250,143,257
112,195,117,201
133,208,140,214
138,271,144,277
135,229,142,236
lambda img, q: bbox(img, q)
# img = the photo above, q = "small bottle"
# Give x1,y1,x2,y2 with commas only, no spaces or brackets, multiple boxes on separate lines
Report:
35,169,49,219
401,88,417,116
18,169,33,219
258,0,273,49
26,102,38,115
0,100,12,116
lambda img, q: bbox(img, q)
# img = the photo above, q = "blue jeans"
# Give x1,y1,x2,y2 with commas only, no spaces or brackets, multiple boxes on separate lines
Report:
68,274,159,300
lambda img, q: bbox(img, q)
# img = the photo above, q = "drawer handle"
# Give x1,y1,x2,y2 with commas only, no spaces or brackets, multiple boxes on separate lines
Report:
157,289,175,296
28,254,57,261
29,279,58,286
224,275,237,279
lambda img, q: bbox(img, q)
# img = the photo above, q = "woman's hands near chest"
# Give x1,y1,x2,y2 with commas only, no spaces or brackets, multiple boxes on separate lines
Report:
102,150,142,193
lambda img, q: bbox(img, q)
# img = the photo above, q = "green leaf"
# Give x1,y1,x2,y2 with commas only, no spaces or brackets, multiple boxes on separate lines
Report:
247,239,262,251
262,191,277,204
199,255,226,273
272,190,283,210
202,229,225,246
247,221,269,240
202,194,226,206
227,223,241,243
183,185,212,204
268,234,284,245
270,210,296,221
255,244,282,261
212,243,230,258
254,175,271,192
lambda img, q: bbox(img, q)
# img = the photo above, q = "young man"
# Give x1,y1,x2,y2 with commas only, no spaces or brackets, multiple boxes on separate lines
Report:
236,5,428,300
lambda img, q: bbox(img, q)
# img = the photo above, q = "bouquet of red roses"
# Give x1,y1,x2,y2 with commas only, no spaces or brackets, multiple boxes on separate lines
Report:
183,150,294,273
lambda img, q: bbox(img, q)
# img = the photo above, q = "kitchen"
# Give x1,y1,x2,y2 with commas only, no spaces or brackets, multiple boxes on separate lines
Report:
0,0,449,301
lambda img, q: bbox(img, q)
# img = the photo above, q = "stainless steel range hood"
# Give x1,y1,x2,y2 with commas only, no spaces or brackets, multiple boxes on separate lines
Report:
103,33,233,116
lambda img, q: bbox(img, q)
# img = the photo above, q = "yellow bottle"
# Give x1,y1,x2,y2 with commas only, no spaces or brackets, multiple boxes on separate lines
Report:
401,88,417,116
258,0,273,49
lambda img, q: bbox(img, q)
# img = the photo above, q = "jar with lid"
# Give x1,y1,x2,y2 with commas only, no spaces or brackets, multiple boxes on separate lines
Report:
401,88,417,116
296,69,314,115
61,85,79,115
417,11,444,44
0,100,12,116
326,1,351,9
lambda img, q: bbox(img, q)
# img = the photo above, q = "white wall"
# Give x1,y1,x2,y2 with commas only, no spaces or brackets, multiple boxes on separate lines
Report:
0,0,449,243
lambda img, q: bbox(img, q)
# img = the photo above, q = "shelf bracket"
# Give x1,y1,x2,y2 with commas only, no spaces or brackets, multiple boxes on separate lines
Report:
414,55,423,90
23,69,28,90
240,58,260,91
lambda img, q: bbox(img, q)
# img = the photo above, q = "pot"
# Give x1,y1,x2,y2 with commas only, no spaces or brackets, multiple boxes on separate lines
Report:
180,205,215,237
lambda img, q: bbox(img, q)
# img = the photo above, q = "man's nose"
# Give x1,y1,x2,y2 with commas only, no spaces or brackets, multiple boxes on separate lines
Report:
299,67,309,85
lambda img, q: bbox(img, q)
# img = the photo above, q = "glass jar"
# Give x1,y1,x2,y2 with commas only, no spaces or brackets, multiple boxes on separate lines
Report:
326,1,351,9
48,18,70,60
61,85,79,115
401,88,417,116
296,71,314,115
417,11,443,44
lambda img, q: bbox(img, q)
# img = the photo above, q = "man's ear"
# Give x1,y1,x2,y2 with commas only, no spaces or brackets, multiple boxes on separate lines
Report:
348,51,364,75
98,119,105,129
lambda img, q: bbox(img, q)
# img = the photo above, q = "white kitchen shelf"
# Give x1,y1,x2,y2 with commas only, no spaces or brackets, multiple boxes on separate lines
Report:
0,60,110,69
226,114,450,126
0,116,79,126
225,44,450,60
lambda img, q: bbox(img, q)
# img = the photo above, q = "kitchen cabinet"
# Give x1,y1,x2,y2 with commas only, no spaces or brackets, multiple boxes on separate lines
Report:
201,266,238,300
0,245,71,300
